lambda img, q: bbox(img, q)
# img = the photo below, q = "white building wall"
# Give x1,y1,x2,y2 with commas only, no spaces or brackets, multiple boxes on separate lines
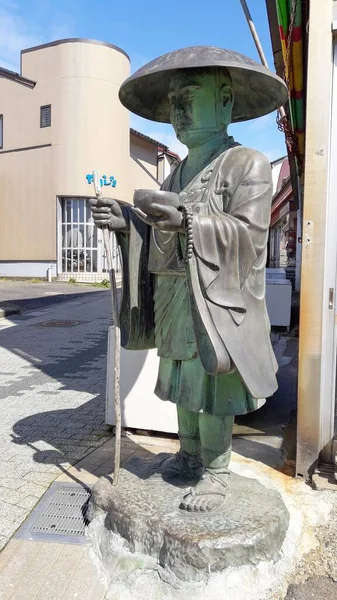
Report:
270,157,284,194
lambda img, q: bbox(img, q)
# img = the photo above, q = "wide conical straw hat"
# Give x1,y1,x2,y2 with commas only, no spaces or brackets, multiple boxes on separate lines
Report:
119,46,288,123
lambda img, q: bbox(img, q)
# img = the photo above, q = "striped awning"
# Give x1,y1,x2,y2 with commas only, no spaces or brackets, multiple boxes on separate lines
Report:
276,0,305,178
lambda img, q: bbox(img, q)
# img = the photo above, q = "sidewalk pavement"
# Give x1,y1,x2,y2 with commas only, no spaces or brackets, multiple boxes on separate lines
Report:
2,429,337,600
0,433,179,600
0,281,336,599
0,281,180,599
0,282,112,550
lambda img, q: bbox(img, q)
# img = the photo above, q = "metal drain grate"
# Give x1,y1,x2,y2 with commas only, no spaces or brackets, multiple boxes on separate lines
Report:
16,482,91,544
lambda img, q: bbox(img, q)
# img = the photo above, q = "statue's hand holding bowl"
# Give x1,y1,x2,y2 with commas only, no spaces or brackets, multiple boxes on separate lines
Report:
133,190,183,232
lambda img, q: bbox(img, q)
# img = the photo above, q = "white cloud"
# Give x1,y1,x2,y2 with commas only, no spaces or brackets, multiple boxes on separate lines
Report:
0,3,41,71
0,1,73,73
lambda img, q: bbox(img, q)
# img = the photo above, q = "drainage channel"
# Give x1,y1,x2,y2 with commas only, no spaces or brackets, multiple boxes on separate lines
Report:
16,482,92,544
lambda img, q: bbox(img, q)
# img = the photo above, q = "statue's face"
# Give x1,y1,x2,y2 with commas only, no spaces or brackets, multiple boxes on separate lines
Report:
168,71,233,148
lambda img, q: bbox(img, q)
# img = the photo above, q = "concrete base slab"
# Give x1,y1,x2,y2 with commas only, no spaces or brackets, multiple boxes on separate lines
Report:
88,455,289,583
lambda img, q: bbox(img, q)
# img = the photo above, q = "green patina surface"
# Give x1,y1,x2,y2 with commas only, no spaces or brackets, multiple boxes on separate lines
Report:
107,57,278,511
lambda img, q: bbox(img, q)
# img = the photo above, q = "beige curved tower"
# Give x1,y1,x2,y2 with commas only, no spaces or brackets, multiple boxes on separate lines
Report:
0,39,168,280
21,39,131,202
0,39,134,278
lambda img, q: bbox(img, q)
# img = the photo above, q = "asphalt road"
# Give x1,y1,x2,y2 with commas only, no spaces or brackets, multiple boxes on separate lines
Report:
0,280,110,313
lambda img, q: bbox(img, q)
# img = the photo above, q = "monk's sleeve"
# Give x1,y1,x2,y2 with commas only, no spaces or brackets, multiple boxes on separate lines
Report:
116,206,155,350
191,151,272,324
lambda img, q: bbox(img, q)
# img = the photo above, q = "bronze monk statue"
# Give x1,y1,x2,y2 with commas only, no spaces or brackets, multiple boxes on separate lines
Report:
90,46,287,513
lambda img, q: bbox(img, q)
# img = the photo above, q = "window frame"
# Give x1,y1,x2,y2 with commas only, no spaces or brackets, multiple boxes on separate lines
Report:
40,104,51,128
0,114,3,149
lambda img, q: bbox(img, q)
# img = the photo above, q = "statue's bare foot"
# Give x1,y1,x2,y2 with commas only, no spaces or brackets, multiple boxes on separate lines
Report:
157,450,204,482
179,471,230,512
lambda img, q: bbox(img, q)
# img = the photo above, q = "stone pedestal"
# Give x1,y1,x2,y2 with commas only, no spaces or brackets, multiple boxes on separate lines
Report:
88,455,289,583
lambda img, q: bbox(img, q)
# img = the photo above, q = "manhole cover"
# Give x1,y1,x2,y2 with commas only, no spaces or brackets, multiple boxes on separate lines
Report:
39,320,81,327
16,482,91,544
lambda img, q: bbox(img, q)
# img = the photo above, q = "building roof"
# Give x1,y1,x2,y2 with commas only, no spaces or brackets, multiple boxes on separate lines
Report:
158,147,181,163
270,155,287,166
130,128,168,150
0,66,35,88
21,38,130,61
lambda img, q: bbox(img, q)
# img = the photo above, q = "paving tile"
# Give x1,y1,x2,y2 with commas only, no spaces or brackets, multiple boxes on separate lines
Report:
57,469,98,485
0,519,24,539
0,501,29,523
0,478,26,491
0,489,27,505
133,449,153,458
33,545,85,600
17,482,47,498
88,576,107,600
87,442,113,455
0,541,64,600
0,465,32,479
0,535,9,552
45,465,65,474
23,472,62,486
62,548,107,599
0,540,42,599
73,456,105,470
0,539,22,572
17,495,39,511
92,466,113,477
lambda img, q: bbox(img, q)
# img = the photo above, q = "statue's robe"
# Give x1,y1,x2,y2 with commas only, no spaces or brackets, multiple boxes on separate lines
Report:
117,144,278,416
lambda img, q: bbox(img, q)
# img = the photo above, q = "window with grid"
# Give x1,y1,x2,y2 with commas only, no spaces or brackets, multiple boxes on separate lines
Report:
40,105,51,128
102,234,122,275
61,198,98,273
61,198,122,275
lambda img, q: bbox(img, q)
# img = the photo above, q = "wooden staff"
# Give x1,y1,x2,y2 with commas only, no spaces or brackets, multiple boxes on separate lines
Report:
93,170,121,486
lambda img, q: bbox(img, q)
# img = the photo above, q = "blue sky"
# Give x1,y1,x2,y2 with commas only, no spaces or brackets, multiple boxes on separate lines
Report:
0,0,286,161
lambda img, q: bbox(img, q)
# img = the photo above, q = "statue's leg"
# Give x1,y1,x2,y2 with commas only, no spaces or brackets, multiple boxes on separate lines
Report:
178,406,201,456
179,414,234,512
199,413,233,473
158,406,204,480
